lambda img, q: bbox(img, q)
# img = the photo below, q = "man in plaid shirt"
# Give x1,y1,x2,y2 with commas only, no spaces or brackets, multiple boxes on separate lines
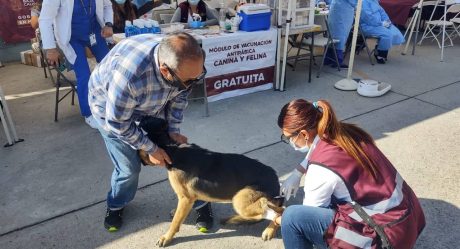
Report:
88,32,213,232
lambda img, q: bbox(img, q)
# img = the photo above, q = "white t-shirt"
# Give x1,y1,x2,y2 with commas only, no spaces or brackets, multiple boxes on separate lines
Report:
300,136,351,207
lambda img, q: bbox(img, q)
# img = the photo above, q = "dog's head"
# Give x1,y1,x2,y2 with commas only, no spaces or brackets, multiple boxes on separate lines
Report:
139,117,177,149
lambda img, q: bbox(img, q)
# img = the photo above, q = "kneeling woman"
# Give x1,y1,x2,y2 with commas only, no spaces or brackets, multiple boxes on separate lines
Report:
276,99,425,249
170,0,218,27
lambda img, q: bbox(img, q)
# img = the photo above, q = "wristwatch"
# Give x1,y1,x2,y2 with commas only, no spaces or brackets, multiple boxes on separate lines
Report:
105,22,113,28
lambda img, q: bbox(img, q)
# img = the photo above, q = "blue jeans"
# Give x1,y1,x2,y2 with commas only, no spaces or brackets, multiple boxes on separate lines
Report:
281,205,335,249
98,128,206,210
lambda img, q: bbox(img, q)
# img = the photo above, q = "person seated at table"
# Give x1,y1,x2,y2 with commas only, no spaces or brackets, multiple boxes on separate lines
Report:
360,0,405,64
111,0,139,33
170,0,218,27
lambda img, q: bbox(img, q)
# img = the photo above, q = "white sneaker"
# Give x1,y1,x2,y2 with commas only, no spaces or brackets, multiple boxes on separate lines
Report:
85,115,99,129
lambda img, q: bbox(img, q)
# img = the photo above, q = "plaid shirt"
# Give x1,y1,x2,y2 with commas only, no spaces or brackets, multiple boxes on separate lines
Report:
88,34,190,154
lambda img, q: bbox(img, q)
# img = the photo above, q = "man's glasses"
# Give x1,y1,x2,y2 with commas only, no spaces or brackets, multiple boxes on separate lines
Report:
164,64,207,89
280,133,299,144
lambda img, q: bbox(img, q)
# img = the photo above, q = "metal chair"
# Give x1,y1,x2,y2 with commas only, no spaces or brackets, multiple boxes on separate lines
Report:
345,26,375,65
419,3,460,48
188,49,209,117
40,47,78,122
301,14,341,78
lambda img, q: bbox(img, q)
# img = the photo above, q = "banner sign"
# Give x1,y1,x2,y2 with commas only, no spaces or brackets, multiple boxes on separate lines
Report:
201,28,277,102
0,0,37,44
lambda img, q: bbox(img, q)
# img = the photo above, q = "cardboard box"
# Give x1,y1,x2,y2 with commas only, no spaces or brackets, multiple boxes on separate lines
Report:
20,50,33,65
19,50,43,67
31,54,43,68
25,51,33,66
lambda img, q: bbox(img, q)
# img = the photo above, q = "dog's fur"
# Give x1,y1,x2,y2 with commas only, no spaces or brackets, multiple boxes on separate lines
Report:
138,117,283,247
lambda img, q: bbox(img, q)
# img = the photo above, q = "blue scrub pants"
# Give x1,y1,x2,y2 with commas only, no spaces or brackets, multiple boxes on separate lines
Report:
362,25,405,51
70,32,109,117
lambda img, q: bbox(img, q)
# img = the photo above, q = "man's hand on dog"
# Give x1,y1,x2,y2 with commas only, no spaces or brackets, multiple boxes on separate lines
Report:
149,148,172,166
169,132,188,144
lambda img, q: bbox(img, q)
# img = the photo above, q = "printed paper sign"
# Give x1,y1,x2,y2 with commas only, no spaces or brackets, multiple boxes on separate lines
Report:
201,29,277,102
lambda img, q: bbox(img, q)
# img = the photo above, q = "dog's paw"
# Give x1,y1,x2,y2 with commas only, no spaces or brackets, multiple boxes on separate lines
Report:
156,235,172,247
261,227,276,241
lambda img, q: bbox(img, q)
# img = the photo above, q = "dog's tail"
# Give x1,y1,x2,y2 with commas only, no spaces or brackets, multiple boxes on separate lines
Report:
220,215,263,225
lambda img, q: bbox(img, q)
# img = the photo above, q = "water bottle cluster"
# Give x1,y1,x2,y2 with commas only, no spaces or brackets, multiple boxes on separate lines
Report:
125,19,161,37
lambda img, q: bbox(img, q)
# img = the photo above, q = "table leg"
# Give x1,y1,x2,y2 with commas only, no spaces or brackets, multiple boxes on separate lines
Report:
309,32,314,83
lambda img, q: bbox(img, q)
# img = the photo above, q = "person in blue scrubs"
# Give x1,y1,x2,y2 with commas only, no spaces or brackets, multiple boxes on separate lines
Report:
360,0,405,64
326,0,357,68
70,0,112,127
40,0,113,128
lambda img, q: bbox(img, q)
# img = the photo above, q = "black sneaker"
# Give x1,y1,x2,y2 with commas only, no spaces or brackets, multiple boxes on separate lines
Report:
195,203,213,233
104,208,124,232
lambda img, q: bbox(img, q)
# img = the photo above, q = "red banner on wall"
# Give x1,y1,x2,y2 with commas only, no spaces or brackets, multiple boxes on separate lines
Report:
0,0,37,44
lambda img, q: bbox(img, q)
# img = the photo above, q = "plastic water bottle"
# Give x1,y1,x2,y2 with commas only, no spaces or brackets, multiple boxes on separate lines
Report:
144,19,153,33
138,19,149,34
219,2,227,30
131,20,138,36
151,20,161,34
125,20,133,37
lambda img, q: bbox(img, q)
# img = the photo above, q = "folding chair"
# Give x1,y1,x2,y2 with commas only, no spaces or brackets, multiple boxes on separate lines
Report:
345,26,375,65
419,3,460,48
188,49,209,117
300,14,341,78
451,16,460,38
448,7,460,39
188,79,209,117
41,48,78,122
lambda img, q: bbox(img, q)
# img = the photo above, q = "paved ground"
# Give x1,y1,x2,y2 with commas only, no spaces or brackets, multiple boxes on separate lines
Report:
1,41,459,249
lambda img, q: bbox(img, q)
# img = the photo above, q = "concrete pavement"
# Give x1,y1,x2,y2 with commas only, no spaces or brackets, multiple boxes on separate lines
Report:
0,41,459,248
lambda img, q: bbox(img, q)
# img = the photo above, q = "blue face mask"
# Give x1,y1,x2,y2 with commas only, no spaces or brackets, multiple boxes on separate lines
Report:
115,0,126,4
188,0,200,5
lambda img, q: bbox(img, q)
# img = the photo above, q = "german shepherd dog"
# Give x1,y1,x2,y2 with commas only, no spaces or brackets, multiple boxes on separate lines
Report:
138,117,284,247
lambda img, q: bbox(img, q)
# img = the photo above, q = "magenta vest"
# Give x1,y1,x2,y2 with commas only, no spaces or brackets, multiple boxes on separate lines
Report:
178,1,208,23
308,140,425,249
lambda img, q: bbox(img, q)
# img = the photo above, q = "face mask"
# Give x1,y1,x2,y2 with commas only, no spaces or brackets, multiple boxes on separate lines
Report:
115,0,126,4
188,0,200,5
289,134,310,153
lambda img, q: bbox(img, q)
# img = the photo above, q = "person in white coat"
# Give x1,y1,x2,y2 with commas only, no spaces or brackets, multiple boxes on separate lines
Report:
39,0,113,128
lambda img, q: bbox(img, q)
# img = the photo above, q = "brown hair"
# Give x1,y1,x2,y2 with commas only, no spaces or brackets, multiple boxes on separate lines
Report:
112,0,138,31
278,99,379,179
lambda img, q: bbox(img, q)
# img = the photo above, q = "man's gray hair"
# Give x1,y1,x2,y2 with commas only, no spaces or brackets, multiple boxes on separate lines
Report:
158,32,204,70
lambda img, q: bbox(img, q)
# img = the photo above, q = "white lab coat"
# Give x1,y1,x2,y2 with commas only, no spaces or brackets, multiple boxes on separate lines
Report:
39,0,113,64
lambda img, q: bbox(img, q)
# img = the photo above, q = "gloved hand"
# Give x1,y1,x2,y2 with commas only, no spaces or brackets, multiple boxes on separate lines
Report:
382,20,391,28
280,169,303,201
